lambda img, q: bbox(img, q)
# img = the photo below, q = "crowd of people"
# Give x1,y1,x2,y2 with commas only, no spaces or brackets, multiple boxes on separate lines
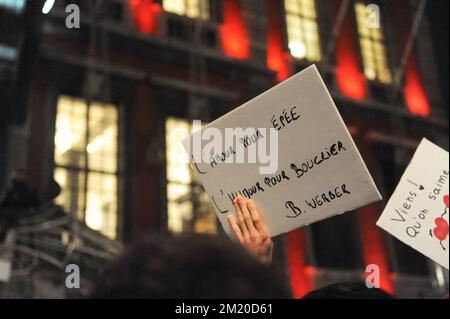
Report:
91,196,395,299
0,171,441,299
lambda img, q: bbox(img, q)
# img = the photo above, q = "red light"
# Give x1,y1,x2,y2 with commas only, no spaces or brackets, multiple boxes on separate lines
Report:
129,0,161,35
267,37,291,82
357,205,395,295
220,0,250,60
334,0,366,101
267,0,291,81
404,56,431,117
287,229,313,298
391,0,431,117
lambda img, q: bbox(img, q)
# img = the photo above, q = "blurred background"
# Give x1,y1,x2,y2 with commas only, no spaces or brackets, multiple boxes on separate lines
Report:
0,0,448,298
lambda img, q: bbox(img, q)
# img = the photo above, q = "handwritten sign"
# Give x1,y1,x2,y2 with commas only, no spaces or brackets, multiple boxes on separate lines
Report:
377,139,449,269
182,65,381,237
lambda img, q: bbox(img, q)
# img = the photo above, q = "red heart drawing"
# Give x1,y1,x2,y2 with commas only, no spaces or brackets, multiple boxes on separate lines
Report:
444,194,449,208
434,217,449,241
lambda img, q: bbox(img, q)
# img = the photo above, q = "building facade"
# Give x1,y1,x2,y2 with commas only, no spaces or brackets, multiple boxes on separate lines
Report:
0,0,448,298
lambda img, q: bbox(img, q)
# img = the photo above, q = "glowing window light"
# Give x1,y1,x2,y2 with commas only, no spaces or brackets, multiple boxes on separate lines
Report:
284,0,321,61
289,41,306,59
355,3,392,84
54,95,119,239
163,0,209,20
165,117,217,234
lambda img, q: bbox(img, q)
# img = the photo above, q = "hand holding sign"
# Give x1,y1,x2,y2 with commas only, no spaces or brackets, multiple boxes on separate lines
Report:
227,196,273,264
183,65,381,237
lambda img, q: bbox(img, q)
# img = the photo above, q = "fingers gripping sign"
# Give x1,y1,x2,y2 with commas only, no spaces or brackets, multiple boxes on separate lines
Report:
227,196,274,264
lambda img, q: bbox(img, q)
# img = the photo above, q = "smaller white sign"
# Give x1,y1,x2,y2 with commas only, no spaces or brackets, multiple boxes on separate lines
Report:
0,259,12,283
377,138,449,269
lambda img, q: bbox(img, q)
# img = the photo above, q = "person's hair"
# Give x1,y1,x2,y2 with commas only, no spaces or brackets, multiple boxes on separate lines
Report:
302,282,395,299
90,233,291,299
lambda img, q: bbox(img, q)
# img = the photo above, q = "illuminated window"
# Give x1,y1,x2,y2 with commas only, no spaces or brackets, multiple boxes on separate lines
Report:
54,96,120,239
165,117,217,234
163,0,209,20
284,0,321,61
355,3,392,83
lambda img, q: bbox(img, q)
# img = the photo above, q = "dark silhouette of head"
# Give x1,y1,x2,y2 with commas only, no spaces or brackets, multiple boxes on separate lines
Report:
303,282,395,299
90,233,291,299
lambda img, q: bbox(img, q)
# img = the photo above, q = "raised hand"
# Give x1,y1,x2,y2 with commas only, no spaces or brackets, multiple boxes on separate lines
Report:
227,196,273,265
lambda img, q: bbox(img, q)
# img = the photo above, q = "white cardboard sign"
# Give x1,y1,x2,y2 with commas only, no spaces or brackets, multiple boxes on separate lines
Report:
183,65,381,237
377,138,449,269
